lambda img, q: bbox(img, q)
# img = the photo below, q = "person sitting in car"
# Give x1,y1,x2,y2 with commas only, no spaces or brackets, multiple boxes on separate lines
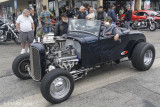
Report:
102,16,120,41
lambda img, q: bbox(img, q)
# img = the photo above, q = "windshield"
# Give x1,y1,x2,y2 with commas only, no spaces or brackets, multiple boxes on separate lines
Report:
68,19,101,36
148,11,159,16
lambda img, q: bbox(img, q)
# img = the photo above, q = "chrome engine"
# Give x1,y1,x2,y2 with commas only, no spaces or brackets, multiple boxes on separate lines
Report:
46,37,81,71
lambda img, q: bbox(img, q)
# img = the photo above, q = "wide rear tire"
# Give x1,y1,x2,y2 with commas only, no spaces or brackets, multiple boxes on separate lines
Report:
131,42,155,71
12,53,31,80
41,68,74,104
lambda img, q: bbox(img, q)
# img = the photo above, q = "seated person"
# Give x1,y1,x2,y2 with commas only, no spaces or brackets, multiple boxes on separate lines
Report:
102,16,120,41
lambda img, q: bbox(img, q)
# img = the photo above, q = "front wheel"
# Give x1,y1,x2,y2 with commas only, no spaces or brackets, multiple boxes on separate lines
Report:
12,53,31,79
132,22,137,30
41,69,74,104
13,34,20,44
131,42,155,71
149,22,156,31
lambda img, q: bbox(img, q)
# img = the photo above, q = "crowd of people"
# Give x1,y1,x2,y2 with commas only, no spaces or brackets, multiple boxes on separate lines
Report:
15,4,132,54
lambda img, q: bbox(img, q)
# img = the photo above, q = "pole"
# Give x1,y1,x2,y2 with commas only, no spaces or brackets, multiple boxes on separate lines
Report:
55,0,59,17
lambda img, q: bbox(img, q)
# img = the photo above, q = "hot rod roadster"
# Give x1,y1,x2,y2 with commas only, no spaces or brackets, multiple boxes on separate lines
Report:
12,19,155,104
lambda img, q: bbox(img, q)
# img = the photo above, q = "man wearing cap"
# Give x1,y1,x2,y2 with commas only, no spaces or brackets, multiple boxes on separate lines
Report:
55,13,68,36
108,5,117,25
124,5,132,29
102,16,120,41
16,9,35,54
97,6,107,20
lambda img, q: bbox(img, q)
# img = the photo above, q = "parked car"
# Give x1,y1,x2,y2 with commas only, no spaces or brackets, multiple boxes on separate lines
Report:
121,10,160,28
121,10,160,21
12,19,155,104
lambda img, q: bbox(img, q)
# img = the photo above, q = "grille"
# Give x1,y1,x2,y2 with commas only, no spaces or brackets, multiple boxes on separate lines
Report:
30,47,41,81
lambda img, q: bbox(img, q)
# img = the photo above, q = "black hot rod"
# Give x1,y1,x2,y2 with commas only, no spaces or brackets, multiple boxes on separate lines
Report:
12,19,155,104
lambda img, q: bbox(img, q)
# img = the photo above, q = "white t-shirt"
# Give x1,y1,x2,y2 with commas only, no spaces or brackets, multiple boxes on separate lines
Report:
16,14,33,32
86,13,95,20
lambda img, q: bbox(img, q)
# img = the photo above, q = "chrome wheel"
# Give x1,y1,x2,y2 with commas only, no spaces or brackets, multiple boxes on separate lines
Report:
144,50,153,66
150,23,156,31
18,59,30,77
50,76,71,99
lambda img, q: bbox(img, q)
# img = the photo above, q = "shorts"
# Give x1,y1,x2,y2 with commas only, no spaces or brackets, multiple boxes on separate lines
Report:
19,30,34,43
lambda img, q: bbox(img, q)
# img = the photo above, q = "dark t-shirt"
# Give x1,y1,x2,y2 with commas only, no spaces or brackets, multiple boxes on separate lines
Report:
76,11,86,19
124,10,132,21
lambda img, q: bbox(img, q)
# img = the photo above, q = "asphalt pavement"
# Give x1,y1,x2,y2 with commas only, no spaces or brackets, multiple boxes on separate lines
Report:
0,29,160,107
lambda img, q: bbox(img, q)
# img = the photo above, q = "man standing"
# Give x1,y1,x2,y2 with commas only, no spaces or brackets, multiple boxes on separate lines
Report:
119,7,124,16
40,5,54,34
97,6,106,20
86,8,95,20
55,13,68,36
16,9,35,54
108,5,117,24
71,5,78,18
76,6,86,19
124,5,132,29
65,6,73,18
29,7,38,37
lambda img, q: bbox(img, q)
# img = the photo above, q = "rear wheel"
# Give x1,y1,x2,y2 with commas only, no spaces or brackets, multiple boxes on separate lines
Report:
41,68,74,104
149,22,156,31
131,42,155,71
12,53,31,79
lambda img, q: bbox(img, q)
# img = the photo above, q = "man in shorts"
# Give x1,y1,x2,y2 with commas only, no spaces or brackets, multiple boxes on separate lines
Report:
16,9,35,54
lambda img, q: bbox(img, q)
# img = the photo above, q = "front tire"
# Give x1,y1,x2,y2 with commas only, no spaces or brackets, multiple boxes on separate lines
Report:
132,22,137,30
12,53,31,79
149,22,156,31
131,42,155,71
41,69,74,104
13,34,20,45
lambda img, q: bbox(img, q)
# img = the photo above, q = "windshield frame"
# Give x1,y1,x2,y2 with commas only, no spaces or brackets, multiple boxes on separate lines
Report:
68,19,102,37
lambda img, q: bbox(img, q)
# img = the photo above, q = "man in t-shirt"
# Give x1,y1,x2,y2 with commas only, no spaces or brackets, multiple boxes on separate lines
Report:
16,9,35,54
124,5,132,29
76,6,87,19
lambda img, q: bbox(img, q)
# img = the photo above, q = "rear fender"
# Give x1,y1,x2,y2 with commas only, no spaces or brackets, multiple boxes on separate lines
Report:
127,39,146,59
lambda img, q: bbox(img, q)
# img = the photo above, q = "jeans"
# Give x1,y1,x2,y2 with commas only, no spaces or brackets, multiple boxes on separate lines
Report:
43,25,52,34
125,21,131,29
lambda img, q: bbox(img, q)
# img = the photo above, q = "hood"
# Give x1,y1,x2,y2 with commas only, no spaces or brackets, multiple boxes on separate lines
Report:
62,33,98,44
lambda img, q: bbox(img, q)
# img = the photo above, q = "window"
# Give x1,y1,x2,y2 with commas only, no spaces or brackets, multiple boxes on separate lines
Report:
134,12,149,16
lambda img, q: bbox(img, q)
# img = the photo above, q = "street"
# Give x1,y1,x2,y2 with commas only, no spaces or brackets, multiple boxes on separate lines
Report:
0,29,160,107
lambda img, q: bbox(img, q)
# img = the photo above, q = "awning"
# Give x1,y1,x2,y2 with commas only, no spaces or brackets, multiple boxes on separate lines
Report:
0,0,9,3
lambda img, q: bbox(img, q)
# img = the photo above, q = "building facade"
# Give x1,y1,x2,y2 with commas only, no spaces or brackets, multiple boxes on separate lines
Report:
0,0,160,18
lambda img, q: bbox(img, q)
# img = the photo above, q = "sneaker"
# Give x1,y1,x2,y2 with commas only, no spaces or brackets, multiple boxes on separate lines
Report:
27,48,30,53
21,49,26,54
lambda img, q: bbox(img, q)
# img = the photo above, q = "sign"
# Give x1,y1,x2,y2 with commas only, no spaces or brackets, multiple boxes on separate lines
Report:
144,0,150,10
131,0,135,11
14,0,17,10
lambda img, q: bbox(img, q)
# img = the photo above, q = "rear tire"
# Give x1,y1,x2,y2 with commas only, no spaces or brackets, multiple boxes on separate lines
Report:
12,53,31,79
131,42,155,71
41,68,74,104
